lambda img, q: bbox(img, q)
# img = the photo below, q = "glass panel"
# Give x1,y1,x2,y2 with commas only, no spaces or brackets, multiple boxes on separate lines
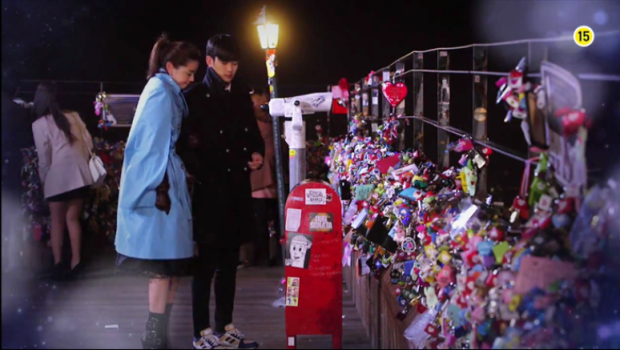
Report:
437,51,450,169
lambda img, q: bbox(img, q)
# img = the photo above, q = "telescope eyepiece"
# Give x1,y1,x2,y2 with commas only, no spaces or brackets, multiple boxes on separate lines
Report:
294,100,301,106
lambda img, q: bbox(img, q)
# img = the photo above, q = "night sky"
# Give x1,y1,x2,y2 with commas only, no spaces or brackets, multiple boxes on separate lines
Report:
2,0,619,185
3,0,619,92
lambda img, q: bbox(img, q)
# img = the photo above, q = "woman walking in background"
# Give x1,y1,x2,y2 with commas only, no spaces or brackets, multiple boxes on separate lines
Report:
115,34,200,349
31,82,94,279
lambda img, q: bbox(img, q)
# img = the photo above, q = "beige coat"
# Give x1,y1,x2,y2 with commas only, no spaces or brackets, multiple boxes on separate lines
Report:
250,119,276,195
32,111,94,199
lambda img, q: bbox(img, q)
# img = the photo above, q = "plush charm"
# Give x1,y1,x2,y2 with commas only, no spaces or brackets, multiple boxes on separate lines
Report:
448,137,474,153
462,160,477,197
529,177,548,207
555,107,591,136
437,265,455,289
511,196,530,221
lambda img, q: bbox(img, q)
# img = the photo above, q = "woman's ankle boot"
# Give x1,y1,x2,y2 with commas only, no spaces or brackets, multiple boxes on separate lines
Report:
141,313,167,349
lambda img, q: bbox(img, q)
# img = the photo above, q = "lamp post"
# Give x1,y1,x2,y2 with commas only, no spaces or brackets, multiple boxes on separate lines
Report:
256,6,279,99
256,6,287,263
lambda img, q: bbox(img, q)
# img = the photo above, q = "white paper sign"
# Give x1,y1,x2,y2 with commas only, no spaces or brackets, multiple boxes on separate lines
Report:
404,309,437,348
360,256,371,276
383,71,391,82
392,163,419,178
305,188,327,205
343,199,359,225
351,208,368,229
286,208,302,231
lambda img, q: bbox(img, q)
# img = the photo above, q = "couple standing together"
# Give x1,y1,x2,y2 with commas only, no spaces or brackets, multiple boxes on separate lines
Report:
115,34,265,350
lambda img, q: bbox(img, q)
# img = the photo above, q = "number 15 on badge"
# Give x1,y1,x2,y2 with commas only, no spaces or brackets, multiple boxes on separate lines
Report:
574,26,594,47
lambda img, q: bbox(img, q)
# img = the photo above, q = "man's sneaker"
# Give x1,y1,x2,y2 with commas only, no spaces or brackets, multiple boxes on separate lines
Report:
193,328,223,349
217,324,259,349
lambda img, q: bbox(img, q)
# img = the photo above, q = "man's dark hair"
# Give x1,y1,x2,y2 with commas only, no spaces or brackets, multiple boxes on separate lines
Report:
251,86,269,96
206,34,241,62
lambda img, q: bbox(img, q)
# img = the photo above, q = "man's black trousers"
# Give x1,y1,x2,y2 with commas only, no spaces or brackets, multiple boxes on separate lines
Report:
192,242,240,337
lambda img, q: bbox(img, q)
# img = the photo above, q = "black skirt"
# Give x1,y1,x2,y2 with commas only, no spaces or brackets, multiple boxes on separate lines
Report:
116,254,194,279
47,186,90,202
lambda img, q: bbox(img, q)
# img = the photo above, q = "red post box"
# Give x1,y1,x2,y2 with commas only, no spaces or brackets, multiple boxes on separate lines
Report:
284,180,343,349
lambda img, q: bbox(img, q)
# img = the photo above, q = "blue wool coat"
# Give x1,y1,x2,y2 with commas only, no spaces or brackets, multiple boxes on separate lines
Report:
115,72,193,260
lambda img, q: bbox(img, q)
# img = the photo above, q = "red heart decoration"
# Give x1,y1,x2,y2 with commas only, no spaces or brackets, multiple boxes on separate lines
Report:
382,82,408,108
416,302,428,314
425,324,440,337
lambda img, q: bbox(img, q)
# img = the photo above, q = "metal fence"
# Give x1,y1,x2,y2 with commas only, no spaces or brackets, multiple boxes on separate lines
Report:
348,30,620,203
13,80,331,140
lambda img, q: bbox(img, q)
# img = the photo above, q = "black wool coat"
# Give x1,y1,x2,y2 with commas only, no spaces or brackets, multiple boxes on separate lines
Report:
178,68,265,246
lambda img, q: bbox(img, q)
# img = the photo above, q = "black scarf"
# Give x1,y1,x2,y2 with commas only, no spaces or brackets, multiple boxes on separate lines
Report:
202,67,230,96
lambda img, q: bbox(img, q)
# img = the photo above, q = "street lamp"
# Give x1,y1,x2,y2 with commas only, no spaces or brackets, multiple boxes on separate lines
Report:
255,5,286,272
257,23,279,50
254,5,279,98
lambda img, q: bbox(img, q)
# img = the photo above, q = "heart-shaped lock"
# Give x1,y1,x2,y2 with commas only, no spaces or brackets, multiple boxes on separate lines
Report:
557,198,574,214
437,265,455,289
488,227,505,242
538,194,552,211
382,81,408,108
424,323,440,337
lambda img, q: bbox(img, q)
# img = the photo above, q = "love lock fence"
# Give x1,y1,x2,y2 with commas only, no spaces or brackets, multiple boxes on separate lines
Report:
348,30,620,203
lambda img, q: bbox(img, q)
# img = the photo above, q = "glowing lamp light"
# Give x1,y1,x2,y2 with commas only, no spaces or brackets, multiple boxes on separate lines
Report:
257,23,279,49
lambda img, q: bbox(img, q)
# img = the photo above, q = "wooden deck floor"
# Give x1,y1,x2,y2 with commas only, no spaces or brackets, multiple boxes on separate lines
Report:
1,254,370,349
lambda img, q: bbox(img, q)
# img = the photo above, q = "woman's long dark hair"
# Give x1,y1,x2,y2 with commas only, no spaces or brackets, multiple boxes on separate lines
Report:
32,82,75,145
147,33,201,80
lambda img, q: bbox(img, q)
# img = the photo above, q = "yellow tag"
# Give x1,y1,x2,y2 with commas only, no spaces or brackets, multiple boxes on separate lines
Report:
460,170,468,193
425,245,438,259
289,150,297,159
509,295,522,312
438,251,452,264
574,25,595,47
467,229,475,239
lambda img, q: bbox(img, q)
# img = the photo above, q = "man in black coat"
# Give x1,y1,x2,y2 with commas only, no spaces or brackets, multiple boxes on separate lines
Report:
179,34,264,350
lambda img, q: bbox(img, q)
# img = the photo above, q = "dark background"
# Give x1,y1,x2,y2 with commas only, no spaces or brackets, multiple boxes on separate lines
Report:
3,0,618,92
2,0,620,198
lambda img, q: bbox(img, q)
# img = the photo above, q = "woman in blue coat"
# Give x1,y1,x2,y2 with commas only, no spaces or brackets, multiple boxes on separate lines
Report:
115,34,200,349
